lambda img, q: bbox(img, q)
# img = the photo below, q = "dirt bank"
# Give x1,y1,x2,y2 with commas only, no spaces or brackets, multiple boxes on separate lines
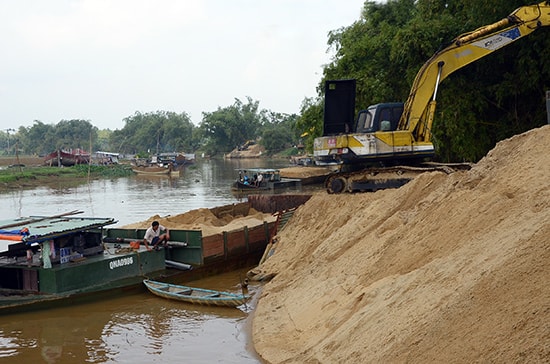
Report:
251,125,549,363
0,156,43,167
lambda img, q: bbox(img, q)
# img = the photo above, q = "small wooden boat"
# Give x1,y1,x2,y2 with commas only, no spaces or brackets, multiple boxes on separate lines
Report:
132,165,172,175
143,279,249,308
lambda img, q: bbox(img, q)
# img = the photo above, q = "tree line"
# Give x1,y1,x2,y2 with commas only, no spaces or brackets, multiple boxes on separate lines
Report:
299,0,550,162
1,97,301,158
2,0,549,162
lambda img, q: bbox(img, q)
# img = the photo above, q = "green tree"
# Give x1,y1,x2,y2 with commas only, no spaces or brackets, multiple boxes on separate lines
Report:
198,97,263,156
96,129,113,152
54,119,98,151
111,111,196,155
18,121,56,155
259,112,298,154
315,0,550,162
295,97,323,153
16,119,98,155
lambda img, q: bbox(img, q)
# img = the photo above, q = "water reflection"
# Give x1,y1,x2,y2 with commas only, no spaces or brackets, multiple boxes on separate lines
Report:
0,268,262,363
0,160,290,363
0,158,294,227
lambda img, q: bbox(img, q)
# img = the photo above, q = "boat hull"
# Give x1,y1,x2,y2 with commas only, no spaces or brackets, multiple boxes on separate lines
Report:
231,178,301,191
0,247,167,314
132,166,172,175
143,279,249,308
44,149,90,166
232,168,301,192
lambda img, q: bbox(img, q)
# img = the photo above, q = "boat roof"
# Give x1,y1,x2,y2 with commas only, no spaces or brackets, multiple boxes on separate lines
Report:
0,215,116,245
235,168,280,173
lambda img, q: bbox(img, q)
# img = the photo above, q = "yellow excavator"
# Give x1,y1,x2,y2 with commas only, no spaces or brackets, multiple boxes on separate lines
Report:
314,1,550,193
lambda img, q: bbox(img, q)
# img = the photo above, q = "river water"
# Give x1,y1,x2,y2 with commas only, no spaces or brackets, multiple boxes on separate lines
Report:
0,158,295,227
0,158,303,364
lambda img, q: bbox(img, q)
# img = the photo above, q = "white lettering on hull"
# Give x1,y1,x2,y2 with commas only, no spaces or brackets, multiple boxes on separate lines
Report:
109,257,134,269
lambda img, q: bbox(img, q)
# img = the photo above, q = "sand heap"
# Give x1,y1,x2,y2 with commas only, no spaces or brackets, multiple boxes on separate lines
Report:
225,143,265,159
279,166,337,179
121,207,276,237
252,125,549,363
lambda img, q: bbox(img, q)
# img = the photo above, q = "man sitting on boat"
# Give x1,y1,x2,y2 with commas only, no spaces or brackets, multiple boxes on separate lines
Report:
143,221,170,251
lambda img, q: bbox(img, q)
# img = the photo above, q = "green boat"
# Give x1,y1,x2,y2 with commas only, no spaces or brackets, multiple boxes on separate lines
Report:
143,279,249,308
231,168,301,192
0,211,166,314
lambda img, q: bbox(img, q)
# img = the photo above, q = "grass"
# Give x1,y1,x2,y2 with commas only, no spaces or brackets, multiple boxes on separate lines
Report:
0,164,134,187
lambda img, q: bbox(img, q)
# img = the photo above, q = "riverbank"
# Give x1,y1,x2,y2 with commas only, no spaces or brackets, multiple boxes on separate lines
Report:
0,155,43,167
0,156,134,191
251,125,550,363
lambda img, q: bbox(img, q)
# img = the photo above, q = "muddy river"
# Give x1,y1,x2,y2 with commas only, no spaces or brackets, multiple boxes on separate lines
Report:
0,158,299,363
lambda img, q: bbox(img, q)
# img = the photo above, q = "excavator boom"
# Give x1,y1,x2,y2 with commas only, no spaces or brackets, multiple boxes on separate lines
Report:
402,1,550,142
313,1,550,193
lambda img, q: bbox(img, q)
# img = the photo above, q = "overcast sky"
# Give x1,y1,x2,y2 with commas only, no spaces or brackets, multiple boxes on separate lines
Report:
0,0,365,131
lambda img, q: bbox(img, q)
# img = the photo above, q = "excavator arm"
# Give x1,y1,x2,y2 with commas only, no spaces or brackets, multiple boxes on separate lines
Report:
313,1,550,193
399,1,550,142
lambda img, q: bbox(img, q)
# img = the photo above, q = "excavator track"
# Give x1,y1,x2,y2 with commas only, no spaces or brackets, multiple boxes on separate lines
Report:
325,163,472,194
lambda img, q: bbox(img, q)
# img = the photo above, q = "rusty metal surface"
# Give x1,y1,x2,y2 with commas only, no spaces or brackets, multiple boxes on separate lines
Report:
247,194,311,214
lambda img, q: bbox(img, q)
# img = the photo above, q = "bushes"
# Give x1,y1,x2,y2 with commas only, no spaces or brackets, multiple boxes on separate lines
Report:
0,164,134,188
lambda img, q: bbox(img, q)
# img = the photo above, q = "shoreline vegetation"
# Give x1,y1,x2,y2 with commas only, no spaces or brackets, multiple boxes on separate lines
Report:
0,156,134,190
0,151,310,191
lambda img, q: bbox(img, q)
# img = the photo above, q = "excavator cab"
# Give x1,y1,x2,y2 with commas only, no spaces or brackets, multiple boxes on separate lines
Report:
323,79,404,135
355,103,404,133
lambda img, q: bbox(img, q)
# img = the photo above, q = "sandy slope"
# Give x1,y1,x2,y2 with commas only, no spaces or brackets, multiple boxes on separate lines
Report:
251,125,550,363
120,208,276,237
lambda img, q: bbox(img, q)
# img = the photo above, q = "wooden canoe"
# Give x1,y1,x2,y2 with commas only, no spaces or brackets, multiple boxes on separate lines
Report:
143,279,249,308
132,165,171,175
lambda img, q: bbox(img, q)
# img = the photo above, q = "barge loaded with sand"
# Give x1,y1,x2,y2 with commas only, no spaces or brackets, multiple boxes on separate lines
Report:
0,195,311,314
105,195,312,281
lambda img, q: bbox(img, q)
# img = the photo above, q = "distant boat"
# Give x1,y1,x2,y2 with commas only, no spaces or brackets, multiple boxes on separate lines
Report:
232,168,301,192
143,279,249,308
44,149,90,167
132,165,173,176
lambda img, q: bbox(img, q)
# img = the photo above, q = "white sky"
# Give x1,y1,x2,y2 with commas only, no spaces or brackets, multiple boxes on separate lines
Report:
0,0,365,131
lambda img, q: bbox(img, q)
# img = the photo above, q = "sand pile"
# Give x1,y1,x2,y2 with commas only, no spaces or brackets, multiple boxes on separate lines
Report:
252,125,549,363
279,166,336,179
121,207,276,237
226,143,265,158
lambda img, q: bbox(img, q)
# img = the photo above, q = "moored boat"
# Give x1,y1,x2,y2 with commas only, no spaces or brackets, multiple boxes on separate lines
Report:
131,164,173,175
44,148,90,166
231,168,301,192
0,212,166,314
143,279,249,308
105,202,279,273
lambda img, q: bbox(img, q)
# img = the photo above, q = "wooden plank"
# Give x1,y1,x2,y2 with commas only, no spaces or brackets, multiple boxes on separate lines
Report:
202,234,224,258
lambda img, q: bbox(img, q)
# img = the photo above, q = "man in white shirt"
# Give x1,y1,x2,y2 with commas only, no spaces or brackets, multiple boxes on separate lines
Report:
255,173,263,187
143,221,170,250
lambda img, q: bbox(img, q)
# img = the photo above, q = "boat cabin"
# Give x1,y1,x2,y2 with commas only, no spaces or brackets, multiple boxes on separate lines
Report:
232,168,301,191
236,168,281,185
0,215,115,293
